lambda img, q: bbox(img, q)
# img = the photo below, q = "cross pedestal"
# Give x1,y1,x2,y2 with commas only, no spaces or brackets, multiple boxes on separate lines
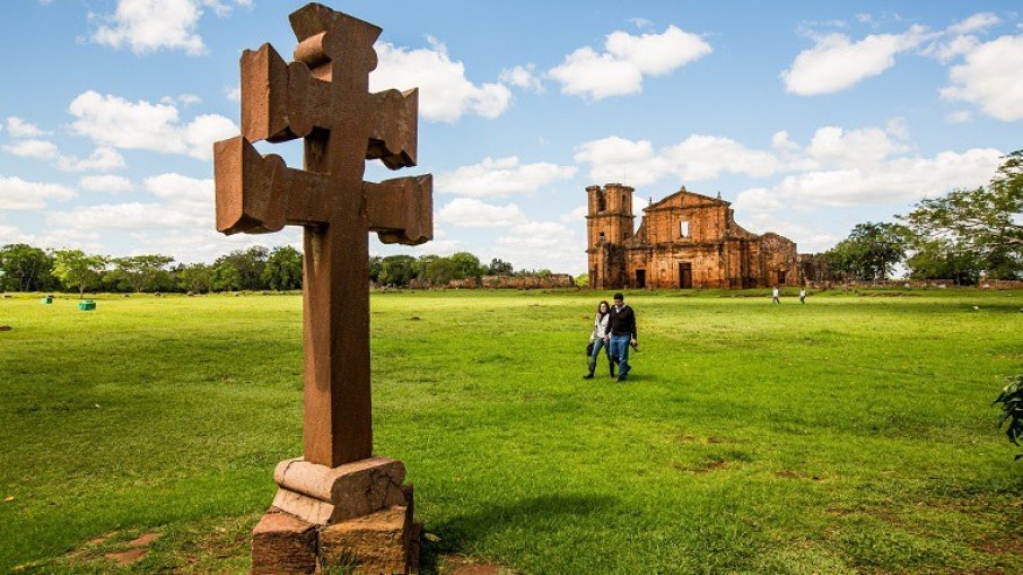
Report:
213,4,431,573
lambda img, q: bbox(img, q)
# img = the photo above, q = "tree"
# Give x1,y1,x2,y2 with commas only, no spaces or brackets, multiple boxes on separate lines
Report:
994,374,1023,461
379,255,417,287
421,256,460,285
905,238,984,285
901,150,1023,279
211,263,243,292
175,263,213,294
262,246,303,291
114,255,175,293
52,249,107,298
213,246,270,290
449,252,483,280
823,222,911,281
0,243,54,292
368,256,383,284
486,258,513,276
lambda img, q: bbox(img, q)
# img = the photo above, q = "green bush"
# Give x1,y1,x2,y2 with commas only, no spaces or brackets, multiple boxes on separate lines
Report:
994,374,1023,460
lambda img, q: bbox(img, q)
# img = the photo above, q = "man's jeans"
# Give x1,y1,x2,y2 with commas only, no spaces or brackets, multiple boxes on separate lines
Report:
609,334,631,378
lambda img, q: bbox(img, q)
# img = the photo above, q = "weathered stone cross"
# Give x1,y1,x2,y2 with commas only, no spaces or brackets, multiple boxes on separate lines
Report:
213,3,432,468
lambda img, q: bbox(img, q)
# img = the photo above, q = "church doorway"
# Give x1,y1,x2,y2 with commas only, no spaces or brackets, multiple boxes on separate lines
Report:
678,263,692,289
635,269,646,288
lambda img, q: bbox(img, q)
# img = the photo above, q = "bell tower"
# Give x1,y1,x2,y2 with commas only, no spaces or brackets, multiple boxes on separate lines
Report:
586,183,634,289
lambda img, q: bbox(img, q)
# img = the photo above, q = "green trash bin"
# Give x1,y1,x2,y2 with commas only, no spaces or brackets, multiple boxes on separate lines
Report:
79,300,96,311
41,296,53,304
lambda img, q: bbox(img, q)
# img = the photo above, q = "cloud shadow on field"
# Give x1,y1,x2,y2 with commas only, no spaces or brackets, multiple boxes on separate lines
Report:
423,493,620,558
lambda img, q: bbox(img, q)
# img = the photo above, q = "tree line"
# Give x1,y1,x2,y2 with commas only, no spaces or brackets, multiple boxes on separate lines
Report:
821,150,1022,284
0,244,538,296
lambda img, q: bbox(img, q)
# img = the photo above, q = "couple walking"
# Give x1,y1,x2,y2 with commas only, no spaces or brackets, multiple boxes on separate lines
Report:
584,292,637,383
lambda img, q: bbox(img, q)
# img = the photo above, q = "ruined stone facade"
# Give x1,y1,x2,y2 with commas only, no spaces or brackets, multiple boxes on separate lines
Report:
586,183,802,289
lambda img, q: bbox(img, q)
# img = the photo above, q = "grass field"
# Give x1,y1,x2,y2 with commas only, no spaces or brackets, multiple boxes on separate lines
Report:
1,288,1021,574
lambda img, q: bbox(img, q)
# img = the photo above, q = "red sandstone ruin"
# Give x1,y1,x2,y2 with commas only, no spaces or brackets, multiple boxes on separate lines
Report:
587,183,806,289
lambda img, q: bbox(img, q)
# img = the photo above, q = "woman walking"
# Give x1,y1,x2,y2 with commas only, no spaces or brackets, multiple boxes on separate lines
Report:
583,300,614,379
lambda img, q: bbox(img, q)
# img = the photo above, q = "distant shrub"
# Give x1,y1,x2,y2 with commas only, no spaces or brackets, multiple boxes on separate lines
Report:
993,374,1023,461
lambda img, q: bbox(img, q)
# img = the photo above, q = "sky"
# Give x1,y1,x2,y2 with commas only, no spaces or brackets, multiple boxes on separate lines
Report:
1,1,1021,276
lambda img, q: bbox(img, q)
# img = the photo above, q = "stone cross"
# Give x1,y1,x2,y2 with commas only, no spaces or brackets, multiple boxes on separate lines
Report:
213,3,432,468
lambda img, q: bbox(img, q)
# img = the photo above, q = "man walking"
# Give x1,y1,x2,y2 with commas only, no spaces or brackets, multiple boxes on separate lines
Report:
604,292,637,383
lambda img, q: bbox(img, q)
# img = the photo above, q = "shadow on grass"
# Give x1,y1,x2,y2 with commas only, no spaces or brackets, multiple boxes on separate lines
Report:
420,493,619,572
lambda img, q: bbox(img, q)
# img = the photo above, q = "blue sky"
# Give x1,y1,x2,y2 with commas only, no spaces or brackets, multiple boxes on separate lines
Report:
1,1,1021,275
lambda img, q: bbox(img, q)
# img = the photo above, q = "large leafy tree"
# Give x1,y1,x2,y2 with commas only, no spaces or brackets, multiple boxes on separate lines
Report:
0,243,54,292
52,249,107,298
421,257,460,285
824,222,912,281
905,238,984,285
902,150,1023,279
379,255,417,287
175,263,214,294
486,258,514,276
368,256,383,284
262,245,303,291
449,251,483,280
114,255,175,293
213,246,270,290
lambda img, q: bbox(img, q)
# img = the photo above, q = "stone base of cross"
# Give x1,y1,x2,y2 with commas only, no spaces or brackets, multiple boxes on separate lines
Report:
212,4,431,573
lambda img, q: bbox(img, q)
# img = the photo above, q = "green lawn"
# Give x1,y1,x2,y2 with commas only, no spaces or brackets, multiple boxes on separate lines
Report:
1,288,1021,574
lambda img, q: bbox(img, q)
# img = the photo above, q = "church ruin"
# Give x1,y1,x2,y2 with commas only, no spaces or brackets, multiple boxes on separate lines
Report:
586,183,803,289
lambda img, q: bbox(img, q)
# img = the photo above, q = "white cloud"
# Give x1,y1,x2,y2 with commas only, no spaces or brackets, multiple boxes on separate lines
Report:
946,110,973,123
940,34,1023,121
3,139,59,159
436,156,576,198
549,25,712,100
0,176,75,210
664,135,782,180
807,126,909,168
781,26,929,95
68,91,237,160
57,147,127,172
495,221,581,272
435,198,527,228
161,94,202,106
771,130,800,152
574,136,670,186
499,64,544,94
144,173,215,219
560,205,588,223
372,38,512,123
44,173,214,235
947,12,1001,35
80,175,133,193
5,117,51,138
225,86,241,102
89,0,250,55
740,147,1002,209
575,134,782,185
47,202,209,230
733,188,783,211
1,133,127,172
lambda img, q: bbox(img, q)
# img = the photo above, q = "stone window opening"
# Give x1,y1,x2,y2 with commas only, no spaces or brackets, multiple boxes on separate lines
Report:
598,231,606,243
598,193,607,212
679,220,689,238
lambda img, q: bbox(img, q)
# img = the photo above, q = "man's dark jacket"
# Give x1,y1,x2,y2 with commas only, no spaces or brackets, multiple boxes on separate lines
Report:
606,304,637,339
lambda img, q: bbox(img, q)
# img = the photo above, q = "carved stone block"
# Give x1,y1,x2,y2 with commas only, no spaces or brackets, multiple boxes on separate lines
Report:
319,505,415,575
251,512,317,575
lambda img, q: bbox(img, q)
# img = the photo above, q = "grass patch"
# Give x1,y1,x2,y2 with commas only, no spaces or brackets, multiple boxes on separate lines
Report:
1,289,1021,573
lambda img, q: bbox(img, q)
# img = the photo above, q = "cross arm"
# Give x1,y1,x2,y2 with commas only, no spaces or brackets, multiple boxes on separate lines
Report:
214,136,332,234
365,175,433,245
238,43,421,172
